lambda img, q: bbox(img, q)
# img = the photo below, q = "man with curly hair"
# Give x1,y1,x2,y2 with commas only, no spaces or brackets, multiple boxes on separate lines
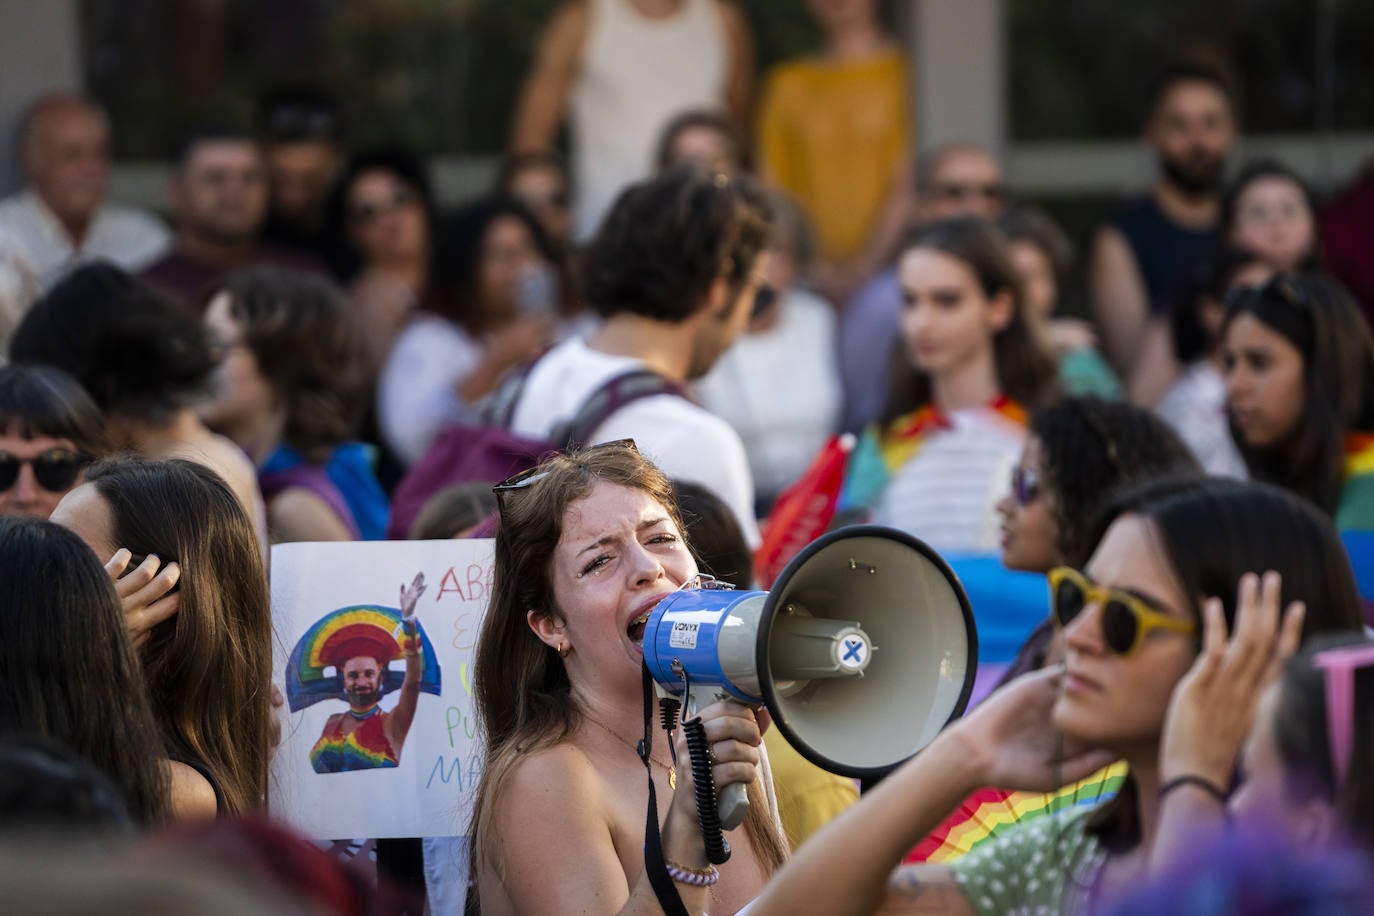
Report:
507,167,772,545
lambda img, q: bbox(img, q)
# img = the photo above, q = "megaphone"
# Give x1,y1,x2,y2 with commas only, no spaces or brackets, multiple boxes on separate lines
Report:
641,525,977,860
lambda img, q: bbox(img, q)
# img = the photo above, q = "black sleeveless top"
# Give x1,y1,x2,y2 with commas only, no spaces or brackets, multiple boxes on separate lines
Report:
170,752,228,815
1110,196,1216,314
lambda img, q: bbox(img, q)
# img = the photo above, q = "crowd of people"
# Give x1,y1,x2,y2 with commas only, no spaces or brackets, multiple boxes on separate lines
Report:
2,0,1374,913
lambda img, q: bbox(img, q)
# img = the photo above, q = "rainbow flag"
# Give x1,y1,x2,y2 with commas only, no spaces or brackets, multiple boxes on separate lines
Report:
907,761,1128,863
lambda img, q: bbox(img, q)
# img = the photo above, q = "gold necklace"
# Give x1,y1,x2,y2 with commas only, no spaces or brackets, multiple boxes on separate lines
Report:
581,713,677,791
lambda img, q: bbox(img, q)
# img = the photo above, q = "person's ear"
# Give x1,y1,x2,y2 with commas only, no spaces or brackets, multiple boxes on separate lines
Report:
707,275,735,321
527,609,565,651
987,287,1015,333
1291,796,1340,848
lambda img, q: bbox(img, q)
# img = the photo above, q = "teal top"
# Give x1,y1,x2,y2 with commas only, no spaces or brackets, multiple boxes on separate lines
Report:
1335,465,1374,533
1058,347,1122,400
948,805,1107,916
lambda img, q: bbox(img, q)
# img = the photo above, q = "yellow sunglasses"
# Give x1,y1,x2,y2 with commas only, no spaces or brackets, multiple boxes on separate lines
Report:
1048,566,1195,656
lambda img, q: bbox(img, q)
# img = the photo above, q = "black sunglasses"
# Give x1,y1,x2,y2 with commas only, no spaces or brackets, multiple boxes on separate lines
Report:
0,449,90,493
1224,272,1310,312
1010,466,1039,506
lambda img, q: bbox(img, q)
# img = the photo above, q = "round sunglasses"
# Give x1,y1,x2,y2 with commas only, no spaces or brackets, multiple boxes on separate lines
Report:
1048,566,1195,656
0,449,91,493
1010,465,1040,506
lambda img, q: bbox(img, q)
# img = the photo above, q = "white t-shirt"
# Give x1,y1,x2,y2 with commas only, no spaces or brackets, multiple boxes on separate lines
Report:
377,314,484,467
872,406,1025,553
0,190,170,290
1156,361,1248,479
695,289,842,500
509,337,760,546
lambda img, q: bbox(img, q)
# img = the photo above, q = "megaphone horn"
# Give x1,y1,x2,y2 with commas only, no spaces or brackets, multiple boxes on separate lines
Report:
641,525,978,857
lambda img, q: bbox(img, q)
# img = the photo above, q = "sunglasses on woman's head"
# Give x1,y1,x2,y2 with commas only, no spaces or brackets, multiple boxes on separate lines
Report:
1010,466,1040,506
1048,566,1195,656
0,449,89,493
492,439,640,508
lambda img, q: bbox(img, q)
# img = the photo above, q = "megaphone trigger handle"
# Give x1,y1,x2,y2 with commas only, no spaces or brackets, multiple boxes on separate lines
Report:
681,710,732,865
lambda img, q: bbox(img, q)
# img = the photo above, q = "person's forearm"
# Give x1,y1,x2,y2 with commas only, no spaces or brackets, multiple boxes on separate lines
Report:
749,728,982,916
1150,783,1229,874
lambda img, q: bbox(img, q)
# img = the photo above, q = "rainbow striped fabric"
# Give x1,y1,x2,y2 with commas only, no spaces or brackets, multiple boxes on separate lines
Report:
310,711,399,774
907,761,1129,863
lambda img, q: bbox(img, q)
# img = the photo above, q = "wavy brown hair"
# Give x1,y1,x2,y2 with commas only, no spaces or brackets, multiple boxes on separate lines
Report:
880,218,1059,425
471,444,787,887
85,458,272,815
213,268,362,463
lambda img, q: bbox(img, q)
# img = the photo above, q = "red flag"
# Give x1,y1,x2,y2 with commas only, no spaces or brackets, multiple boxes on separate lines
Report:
754,434,855,588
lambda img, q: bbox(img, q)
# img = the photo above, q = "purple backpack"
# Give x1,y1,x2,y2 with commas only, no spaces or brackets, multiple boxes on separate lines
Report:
385,365,684,539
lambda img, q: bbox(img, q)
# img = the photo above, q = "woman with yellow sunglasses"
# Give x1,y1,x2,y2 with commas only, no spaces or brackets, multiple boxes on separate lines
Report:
746,475,1364,916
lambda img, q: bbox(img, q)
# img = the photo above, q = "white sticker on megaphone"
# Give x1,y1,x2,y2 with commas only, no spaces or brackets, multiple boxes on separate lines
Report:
669,621,700,650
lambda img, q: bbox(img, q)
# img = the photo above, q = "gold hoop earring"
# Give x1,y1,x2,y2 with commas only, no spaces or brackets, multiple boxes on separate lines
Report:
558,641,571,658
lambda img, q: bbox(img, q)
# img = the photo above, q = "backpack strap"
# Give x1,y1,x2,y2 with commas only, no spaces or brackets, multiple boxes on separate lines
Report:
554,370,687,450
481,358,543,427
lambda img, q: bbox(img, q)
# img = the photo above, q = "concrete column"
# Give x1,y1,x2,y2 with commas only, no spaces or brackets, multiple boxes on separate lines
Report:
909,0,1005,157
0,0,84,193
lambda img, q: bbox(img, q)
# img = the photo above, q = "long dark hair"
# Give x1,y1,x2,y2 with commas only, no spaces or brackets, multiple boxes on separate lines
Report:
880,218,1058,425
0,517,169,824
1222,273,1374,514
325,146,437,281
1274,633,1374,852
1081,475,1365,851
422,196,561,334
85,458,272,815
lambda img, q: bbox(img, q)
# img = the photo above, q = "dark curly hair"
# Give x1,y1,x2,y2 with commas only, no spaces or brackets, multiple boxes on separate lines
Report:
324,146,436,281
1031,397,1200,566
212,268,361,463
881,218,1059,424
9,262,217,422
580,166,772,323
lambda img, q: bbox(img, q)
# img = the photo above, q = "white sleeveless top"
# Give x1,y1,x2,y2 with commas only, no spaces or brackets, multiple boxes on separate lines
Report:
570,0,728,240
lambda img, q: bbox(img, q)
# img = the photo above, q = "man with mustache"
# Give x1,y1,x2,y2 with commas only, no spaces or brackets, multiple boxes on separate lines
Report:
1089,63,1237,405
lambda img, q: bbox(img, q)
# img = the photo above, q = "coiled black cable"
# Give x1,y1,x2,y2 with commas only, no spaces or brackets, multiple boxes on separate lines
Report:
677,669,730,864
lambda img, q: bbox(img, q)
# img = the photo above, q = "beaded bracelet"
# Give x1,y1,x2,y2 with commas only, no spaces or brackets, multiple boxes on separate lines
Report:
664,860,720,887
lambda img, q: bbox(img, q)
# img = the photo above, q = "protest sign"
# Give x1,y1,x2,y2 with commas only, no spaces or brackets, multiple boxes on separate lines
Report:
270,538,494,840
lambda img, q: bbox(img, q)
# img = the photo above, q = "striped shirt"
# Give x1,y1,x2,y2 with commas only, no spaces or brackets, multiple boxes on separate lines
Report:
872,406,1024,553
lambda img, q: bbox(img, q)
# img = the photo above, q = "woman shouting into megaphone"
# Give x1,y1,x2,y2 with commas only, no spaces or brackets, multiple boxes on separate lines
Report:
471,440,788,915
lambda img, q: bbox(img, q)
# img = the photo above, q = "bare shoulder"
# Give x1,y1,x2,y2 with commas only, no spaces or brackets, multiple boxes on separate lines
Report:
545,0,591,45
270,487,353,543
501,741,603,803
713,0,749,31
167,759,219,821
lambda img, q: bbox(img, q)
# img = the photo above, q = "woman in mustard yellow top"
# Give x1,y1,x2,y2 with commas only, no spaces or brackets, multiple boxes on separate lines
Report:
757,0,911,299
